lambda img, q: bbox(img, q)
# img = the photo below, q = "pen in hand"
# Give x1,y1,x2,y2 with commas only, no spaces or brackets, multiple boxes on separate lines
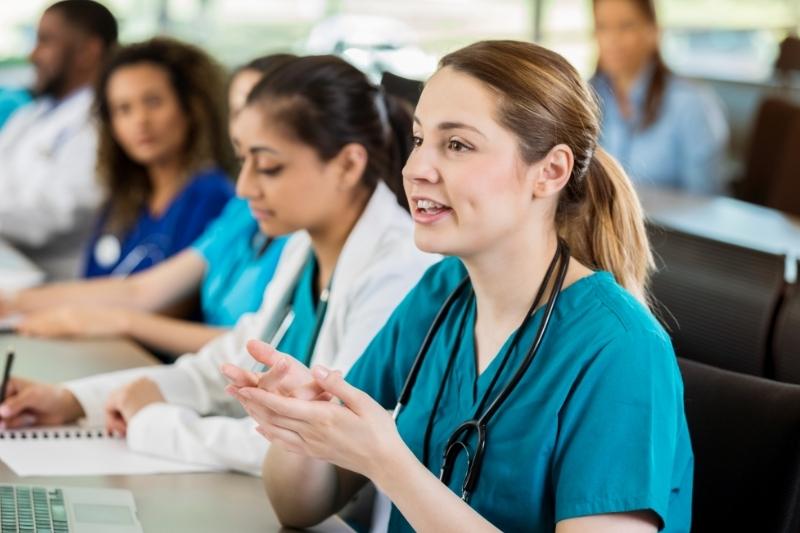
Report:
0,349,15,429
0,348,14,406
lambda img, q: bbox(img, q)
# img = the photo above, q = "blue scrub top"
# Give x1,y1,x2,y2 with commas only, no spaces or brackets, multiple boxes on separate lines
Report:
83,168,233,278
275,256,319,366
191,197,287,327
591,64,728,195
347,257,693,532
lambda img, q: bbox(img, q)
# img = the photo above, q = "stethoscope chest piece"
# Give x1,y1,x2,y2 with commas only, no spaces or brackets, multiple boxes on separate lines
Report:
94,234,121,268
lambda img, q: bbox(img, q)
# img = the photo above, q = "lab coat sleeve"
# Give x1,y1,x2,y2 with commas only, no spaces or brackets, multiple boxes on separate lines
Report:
64,365,185,428
65,308,266,427
125,404,268,475
150,308,265,416
0,120,101,246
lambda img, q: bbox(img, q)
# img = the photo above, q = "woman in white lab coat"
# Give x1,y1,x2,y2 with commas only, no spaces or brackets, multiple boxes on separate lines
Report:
0,55,437,474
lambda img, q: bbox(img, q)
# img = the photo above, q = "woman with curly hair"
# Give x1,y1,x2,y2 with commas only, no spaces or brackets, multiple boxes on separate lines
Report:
1,53,291,358
84,37,235,278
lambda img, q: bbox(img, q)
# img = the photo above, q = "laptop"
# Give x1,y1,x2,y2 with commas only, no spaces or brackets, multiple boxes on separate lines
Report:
0,484,143,533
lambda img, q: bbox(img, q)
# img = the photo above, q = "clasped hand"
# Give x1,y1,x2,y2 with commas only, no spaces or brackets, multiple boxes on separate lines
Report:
221,340,401,480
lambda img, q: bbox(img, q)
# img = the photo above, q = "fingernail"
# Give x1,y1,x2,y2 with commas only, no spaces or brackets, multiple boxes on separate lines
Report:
312,366,329,379
0,406,9,418
240,389,254,399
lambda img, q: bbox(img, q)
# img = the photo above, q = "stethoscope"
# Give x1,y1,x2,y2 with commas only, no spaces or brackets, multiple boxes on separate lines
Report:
392,239,570,503
254,252,333,371
94,234,168,277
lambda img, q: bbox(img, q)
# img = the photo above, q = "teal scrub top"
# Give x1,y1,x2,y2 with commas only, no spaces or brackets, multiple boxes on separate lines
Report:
275,256,319,367
192,198,287,326
346,257,693,532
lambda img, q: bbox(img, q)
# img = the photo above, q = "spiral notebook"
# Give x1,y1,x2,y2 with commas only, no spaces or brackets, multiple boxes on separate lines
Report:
0,426,222,476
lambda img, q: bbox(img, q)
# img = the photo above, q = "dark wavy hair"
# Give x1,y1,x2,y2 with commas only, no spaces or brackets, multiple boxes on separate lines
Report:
245,55,413,210
95,37,235,234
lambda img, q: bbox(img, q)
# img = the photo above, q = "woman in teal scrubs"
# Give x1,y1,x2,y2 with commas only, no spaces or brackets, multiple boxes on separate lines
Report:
4,55,294,357
227,40,692,532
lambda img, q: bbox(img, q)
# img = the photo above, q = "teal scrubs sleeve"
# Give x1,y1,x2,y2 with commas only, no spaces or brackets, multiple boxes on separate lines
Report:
191,198,287,326
553,331,693,528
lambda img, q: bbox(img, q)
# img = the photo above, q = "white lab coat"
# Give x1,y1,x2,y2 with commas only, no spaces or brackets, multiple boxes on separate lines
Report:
66,182,438,475
0,87,101,279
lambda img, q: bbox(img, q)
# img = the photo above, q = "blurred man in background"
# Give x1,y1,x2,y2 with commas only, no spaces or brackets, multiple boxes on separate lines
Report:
0,0,117,279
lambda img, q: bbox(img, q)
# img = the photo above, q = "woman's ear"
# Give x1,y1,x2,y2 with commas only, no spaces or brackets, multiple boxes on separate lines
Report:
529,143,574,198
332,143,369,191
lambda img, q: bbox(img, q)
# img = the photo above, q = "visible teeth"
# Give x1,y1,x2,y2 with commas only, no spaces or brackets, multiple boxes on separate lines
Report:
416,199,444,210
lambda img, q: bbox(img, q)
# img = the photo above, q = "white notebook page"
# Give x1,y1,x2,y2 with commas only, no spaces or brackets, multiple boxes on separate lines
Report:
0,426,222,476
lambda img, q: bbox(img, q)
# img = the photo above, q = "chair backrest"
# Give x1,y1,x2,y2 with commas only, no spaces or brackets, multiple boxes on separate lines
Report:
776,36,800,79
380,71,423,107
774,277,800,384
648,224,785,376
765,116,800,216
679,357,800,533
737,97,800,206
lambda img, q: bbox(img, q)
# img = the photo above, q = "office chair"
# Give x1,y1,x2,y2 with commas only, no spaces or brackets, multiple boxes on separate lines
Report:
774,276,800,384
765,116,800,217
775,35,800,85
648,224,785,376
735,97,800,206
679,358,800,533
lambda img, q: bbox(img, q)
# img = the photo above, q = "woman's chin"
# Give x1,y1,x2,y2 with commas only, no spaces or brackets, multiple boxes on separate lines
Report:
413,231,452,256
257,220,293,238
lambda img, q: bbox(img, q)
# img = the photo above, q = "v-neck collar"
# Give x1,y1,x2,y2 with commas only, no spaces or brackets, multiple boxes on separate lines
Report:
455,271,606,408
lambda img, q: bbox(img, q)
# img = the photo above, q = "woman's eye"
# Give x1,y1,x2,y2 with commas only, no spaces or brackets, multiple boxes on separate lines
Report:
447,139,471,152
411,135,422,147
258,165,284,177
143,95,162,108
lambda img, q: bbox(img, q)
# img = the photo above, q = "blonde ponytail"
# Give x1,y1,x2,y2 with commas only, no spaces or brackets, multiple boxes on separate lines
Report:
559,148,654,305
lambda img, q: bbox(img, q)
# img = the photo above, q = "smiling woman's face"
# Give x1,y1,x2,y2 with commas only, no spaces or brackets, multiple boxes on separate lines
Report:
403,66,540,259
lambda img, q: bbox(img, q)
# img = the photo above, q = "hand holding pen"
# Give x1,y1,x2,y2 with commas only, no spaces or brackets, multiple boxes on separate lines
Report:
0,349,85,429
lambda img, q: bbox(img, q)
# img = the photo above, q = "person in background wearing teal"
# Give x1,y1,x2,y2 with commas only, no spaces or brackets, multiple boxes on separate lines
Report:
1,54,294,358
0,87,32,129
591,0,728,195
226,40,693,532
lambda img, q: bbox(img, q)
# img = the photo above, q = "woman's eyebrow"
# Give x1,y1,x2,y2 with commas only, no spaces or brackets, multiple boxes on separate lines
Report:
413,116,486,139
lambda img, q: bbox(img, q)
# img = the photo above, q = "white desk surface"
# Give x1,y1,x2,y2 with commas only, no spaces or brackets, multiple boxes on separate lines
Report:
638,186,800,281
639,186,800,258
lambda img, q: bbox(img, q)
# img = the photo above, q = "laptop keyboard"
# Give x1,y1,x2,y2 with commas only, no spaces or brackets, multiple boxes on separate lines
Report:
0,485,69,533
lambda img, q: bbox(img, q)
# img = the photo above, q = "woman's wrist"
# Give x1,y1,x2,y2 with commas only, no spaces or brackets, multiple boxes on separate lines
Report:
370,437,424,497
57,387,85,423
1,290,22,314
115,308,135,335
